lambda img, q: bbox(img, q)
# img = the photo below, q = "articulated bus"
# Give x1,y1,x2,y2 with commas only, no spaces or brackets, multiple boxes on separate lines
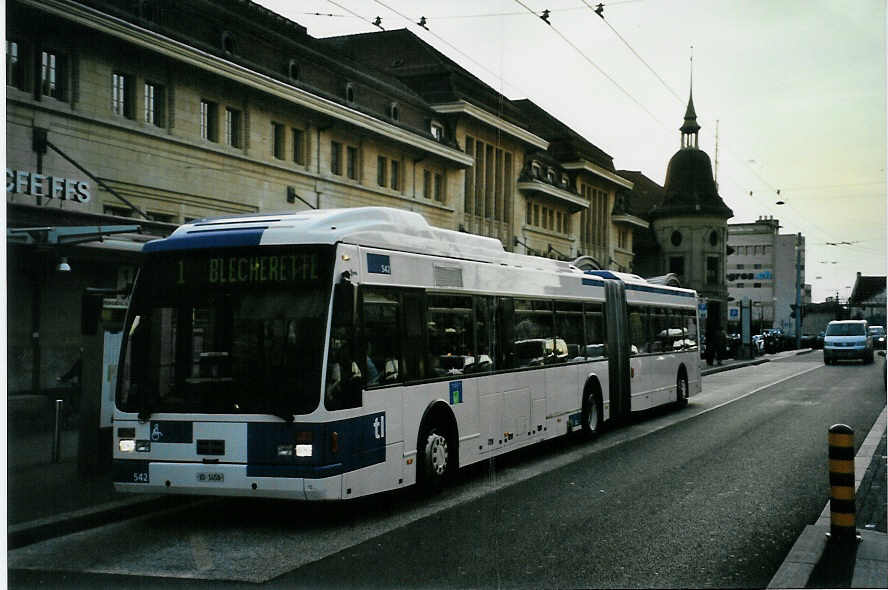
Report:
113,207,701,500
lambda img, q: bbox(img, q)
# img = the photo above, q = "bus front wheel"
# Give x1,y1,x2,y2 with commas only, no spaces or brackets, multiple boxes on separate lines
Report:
418,426,450,491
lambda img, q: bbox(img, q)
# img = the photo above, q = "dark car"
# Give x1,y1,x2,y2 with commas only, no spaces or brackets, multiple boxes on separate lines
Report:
763,329,784,354
813,331,825,349
868,326,886,350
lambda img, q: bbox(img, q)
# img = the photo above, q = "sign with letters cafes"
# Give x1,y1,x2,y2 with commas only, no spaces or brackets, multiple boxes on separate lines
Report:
6,168,91,203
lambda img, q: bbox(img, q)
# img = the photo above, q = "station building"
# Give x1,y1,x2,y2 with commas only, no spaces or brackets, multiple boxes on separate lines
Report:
6,0,638,399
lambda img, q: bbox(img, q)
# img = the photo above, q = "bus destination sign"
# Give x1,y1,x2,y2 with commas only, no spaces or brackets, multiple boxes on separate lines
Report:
167,252,321,287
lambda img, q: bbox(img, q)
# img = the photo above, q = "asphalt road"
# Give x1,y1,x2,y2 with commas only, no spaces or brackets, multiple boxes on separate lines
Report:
9,351,885,589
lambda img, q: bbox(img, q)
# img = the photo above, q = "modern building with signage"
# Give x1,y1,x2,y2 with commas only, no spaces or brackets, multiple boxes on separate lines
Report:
726,216,809,335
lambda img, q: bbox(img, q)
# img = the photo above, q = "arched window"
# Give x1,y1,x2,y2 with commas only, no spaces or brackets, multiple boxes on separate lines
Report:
345,82,355,103
671,230,683,247
389,102,400,121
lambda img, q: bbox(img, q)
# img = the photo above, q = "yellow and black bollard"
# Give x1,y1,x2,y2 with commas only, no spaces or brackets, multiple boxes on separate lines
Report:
827,423,859,543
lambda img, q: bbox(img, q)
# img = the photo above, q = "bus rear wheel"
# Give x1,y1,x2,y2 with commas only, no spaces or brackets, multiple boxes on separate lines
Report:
675,372,689,408
418,426,450,491
581,390,602,438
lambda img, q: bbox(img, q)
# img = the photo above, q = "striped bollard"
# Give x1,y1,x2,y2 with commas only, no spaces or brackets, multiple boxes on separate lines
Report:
827,424,859,543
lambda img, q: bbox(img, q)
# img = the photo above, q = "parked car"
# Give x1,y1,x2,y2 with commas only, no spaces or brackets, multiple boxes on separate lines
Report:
763,329,784,354
813,331,825,350
752,334,765,355
823,320,874,364
868,325,886,350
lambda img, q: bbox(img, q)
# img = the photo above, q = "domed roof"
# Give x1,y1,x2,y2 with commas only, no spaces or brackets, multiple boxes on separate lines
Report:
649,89,733,221
650,148,733,220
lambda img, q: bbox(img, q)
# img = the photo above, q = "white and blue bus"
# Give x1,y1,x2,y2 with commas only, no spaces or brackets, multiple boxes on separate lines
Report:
113,207,700,500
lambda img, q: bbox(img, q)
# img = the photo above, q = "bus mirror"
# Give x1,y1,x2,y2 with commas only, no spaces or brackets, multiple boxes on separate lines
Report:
333,278,355,326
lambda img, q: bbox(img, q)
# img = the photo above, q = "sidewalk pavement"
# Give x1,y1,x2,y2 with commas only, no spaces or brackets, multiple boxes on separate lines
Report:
8,348,886,586
768,404,888,588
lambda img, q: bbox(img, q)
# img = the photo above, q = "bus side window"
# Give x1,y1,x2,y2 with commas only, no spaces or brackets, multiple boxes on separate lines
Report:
474,296,495,373
685,309,699,350
362,288,400,385
427,293,472,377
650,307,669,353
513,299,554,367
497,297,515,369
402,291,427,381
555,301,583,362
325,281,361,411
628,306,647,355
584,303,606,359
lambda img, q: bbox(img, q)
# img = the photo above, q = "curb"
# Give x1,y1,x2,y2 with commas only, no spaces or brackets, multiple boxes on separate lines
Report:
7,494,200,549
767,405,888,588
701,358,769,376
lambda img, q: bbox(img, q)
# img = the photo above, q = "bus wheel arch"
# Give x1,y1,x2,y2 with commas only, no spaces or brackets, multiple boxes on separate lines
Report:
675,365,689,408
581,377,603,438
416,401,458,491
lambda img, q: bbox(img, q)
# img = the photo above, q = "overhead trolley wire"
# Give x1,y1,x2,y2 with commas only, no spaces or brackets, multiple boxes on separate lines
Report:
370,0,532,99
511,0,668,129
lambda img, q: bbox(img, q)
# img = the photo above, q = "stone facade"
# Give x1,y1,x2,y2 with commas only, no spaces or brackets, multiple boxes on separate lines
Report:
6,0,637,394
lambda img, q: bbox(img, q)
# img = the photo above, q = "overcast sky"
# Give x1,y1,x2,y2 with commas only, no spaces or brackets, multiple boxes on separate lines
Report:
256,0,886,303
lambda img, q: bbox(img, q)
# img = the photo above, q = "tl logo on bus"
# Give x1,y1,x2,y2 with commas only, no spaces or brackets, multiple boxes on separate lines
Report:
373,415,386,440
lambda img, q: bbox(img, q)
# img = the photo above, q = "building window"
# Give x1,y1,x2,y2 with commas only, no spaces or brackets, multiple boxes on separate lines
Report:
221,31,236,55
434,173,444,203
533,204,540,226
706,256,719,284
331,141,342,175
225,107,242,148
292,128,305,164
288,59,300,80
200,99,218,141
112,72,134,118
389,102,400,121
671,230,683,247
618,229,628,249
146,211,175,223
423,170,431,198
272,122,285,159
391,160,400,191
345,82,355,103
670,256,685,276
709,230,719,246
41,50,65,100
103,205,133,218
7,40,24,90
144,82,164,126
377,156,387,187
430,121,444,141
346,146,358,180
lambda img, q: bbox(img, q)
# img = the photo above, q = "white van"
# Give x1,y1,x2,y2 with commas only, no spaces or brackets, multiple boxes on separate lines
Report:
823,320,874,365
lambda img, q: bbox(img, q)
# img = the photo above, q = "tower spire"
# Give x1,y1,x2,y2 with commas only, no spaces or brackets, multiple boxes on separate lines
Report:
680,45,700,148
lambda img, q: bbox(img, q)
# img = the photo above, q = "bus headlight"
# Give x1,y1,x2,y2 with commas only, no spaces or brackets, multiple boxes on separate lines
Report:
119,439,136,453
295,444,313,457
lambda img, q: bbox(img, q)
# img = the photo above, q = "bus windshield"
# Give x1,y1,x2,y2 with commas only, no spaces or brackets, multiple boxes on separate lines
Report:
117,245,333,418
